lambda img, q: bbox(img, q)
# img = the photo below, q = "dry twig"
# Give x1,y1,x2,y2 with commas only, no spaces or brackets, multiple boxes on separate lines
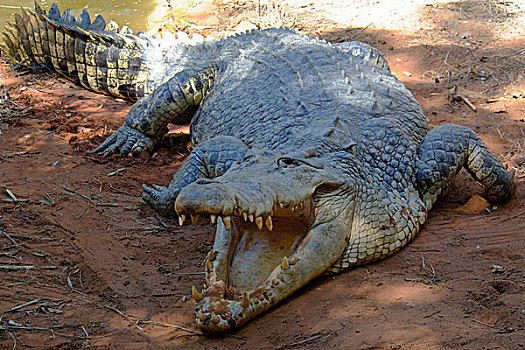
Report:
61,185,94,204
104,306,145,332
279,333,324,349
138,320,197,334
2,231,18,246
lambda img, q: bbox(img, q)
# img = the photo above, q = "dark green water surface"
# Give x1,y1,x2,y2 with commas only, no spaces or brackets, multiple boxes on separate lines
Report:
0,0,157,35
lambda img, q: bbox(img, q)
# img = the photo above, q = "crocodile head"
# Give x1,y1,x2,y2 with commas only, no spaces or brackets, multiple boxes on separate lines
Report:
175,147,358,331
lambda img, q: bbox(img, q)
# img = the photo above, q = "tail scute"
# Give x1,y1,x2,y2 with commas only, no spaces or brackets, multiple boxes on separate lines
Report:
75,9,91,29
2,2,153,99
2,2,218,100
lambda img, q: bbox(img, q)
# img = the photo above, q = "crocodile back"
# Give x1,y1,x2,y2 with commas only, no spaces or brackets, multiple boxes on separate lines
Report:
191,29,428,153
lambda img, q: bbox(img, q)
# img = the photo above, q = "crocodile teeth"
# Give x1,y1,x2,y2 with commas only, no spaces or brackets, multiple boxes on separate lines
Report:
289,256,301,265
208,250,217,261
223,216,232,231
206,259,212,270
191,214,199,225
279,202,284,208
265,216,273,231
255,216,263,230
211,312,220,324
178,214,186,226
281,257,290,270
234,207,242,215
192,285,204,302
248,214,254,222
241,292,250,308
243,212,248,221
210,215,217,224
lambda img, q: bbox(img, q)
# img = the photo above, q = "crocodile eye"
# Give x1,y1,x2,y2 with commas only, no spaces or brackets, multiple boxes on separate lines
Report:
277,157,299,167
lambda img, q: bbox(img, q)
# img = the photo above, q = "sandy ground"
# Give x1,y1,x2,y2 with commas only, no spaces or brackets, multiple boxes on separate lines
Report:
0,0,524,349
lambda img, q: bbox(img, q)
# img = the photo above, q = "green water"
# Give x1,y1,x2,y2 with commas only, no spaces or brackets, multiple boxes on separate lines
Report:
0,0,158,34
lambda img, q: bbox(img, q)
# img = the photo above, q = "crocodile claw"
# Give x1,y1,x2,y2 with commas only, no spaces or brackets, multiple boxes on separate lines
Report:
91,125,156,157
142,184,177,218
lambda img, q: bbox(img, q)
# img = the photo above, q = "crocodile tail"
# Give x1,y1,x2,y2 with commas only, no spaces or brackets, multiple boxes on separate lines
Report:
1,2,181,100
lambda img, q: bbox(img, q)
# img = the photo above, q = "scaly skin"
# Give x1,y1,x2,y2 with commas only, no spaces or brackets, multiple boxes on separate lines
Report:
3,2,514,332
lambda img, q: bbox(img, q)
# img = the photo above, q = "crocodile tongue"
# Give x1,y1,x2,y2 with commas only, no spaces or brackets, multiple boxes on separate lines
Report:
175,178,349,332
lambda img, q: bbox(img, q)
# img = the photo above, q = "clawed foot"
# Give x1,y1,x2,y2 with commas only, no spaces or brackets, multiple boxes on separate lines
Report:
142,184,177,218
91,125,157,157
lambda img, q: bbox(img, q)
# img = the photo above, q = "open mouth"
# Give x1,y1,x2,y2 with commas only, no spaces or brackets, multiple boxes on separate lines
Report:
177,187,317,331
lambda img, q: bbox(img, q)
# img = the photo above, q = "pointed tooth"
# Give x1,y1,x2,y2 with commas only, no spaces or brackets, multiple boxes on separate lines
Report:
265,216,273,231
243,212,248,221
191,214,199,225
211,312,220,324
241,292,250,308
223,216,232,231
249,214,254,222
206,259,212,270
198,312,206,322
210,215,217,224
192,285,203,302
279,202,284,208
290,256,301,265
255,216,263,230
208,250,217,261
281,257,290,270
178,214,186,226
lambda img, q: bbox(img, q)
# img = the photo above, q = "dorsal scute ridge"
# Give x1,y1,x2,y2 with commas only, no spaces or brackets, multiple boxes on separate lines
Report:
75,9,92,29
60,8,75,25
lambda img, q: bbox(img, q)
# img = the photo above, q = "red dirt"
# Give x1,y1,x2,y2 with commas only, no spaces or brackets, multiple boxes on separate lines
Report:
0,1,524,349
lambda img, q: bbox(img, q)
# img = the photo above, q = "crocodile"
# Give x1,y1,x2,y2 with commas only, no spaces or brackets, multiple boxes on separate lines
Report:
2,3,513,332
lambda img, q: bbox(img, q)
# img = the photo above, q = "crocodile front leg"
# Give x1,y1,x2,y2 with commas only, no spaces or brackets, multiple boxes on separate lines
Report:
143,136,249,218
92,65,217,157
416,124,513,209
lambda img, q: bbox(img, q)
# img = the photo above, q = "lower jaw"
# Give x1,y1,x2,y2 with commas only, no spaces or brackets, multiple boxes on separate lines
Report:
194,217,311,331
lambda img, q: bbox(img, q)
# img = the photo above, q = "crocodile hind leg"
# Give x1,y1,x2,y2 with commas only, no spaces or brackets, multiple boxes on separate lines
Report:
143,136,249,218
92,65,217,157
416,124,513,209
